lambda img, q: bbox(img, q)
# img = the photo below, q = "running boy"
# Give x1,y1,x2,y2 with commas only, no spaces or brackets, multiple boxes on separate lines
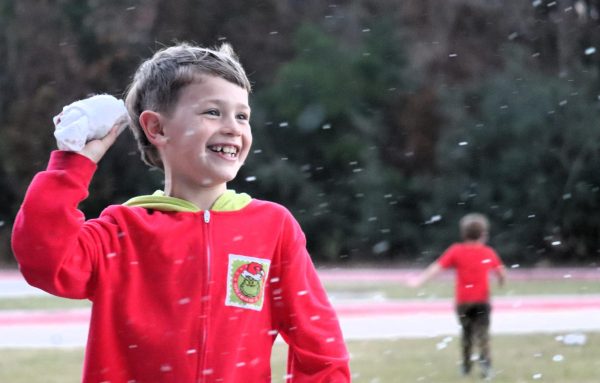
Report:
409,213,506,379
12,43,350,382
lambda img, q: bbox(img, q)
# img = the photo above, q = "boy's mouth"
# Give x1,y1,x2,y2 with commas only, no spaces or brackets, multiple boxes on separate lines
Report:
208,144,239,158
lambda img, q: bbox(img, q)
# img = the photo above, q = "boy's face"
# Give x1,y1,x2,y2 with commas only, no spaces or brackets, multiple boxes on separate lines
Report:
159,75,252,188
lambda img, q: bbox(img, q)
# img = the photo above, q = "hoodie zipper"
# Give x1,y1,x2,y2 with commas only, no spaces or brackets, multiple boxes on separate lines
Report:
198,210,211,382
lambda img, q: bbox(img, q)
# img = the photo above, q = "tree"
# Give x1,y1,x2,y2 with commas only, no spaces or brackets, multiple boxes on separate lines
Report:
233,21,419,262
430,49,600,265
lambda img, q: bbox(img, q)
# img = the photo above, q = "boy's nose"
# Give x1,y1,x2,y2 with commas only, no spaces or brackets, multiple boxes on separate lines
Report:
222,116,242,135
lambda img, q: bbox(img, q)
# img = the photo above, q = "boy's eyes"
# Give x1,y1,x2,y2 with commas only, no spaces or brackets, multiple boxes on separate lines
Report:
202,109,250,121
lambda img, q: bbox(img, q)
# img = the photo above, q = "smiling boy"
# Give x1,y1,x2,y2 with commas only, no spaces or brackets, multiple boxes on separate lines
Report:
12,43,350,382
136,75,252,209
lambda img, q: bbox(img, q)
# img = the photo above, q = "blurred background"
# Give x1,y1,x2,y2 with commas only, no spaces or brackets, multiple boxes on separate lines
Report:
1,0,600,268
3,2,600,382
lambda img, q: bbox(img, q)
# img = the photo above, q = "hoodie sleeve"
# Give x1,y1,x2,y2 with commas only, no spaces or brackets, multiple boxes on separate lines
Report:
11,151,119,299
272,212,350,383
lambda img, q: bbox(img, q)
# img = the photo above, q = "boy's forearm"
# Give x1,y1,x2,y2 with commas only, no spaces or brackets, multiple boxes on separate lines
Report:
11,151,99,298
279,260,350,381
415,262,442,286
496,266,507,287
273,218,350,381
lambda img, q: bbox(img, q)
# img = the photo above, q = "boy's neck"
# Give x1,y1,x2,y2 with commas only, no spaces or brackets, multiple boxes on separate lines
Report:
464,239,486,245
163,182,227,211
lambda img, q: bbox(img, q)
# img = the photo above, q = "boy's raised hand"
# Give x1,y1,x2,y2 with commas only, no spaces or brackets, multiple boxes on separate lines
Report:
53,94,129,163
78,117,127,163
405,277,422,288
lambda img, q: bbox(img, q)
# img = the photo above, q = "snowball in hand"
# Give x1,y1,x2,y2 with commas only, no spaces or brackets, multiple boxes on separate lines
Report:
53,94,128,151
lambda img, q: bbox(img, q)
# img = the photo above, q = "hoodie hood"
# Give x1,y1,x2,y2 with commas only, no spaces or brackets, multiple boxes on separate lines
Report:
123,190,252,212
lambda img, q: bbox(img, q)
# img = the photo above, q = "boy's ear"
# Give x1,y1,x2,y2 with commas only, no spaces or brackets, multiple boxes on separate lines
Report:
139,111,168,146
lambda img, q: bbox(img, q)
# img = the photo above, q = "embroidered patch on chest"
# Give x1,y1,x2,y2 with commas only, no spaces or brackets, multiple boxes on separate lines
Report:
225,254,271,311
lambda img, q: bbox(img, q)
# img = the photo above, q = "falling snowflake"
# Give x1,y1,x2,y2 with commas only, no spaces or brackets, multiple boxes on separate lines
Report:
552,354,564,362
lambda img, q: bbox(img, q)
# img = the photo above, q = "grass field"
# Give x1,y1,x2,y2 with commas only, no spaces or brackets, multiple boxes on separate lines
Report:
1,333,598,382
324,278,600,300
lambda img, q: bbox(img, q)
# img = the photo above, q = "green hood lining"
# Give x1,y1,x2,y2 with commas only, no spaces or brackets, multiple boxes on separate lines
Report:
122,190,252,212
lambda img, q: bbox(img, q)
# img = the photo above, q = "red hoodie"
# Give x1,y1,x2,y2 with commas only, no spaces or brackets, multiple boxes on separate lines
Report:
12,151,350,383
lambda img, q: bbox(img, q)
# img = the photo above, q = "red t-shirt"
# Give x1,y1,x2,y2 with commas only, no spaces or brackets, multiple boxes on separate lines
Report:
437,242,503,304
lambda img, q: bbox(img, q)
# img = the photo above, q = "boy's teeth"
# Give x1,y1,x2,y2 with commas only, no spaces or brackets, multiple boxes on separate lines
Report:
209,145,238,155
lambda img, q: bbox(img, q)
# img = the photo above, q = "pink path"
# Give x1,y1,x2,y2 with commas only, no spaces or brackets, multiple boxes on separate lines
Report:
2,296,600,326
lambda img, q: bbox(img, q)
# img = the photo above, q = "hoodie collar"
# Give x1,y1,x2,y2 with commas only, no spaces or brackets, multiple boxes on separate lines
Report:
123,190,252,213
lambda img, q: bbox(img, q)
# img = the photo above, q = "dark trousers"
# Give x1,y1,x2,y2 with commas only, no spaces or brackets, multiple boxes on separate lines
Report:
456,302,491,371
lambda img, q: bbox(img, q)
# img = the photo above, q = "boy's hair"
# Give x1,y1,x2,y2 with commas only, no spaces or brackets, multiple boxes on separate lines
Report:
459,213,489,241
125,42,252,169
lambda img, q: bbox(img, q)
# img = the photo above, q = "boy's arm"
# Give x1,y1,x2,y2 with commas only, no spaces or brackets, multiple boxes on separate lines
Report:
273,215,350,382
11,125,123,298
494,265,507,287
407,261,443,288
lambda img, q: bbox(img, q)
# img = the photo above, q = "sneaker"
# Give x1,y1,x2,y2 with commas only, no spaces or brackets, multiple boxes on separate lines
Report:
480,363,494,380
460,363,471,376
